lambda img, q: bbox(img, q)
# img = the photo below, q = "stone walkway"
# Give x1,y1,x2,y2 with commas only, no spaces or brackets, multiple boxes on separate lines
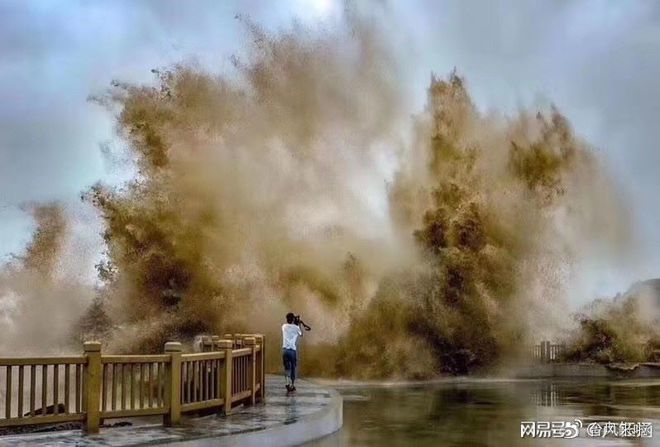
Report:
0,376,342,446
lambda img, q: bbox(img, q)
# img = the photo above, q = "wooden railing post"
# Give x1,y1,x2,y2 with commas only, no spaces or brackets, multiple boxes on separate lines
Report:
261,334,266,401
83,341,101,434
541,341,550,363
211,335,220,351
164,342,182,426
245,337,256,405
222,334,233,348
203,336,214,352
254,334,265,402
218,339,233,415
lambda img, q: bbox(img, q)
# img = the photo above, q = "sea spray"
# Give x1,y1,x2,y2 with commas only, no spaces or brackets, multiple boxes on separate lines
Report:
0,17,644,375
0,204,92,353
84,18,406,357
564,280,660,363
335,73,633,377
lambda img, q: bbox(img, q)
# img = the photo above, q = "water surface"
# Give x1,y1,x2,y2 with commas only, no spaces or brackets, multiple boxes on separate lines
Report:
306,379,660,446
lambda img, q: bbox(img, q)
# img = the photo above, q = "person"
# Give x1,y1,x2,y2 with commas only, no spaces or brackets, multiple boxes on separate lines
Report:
282,312,303,392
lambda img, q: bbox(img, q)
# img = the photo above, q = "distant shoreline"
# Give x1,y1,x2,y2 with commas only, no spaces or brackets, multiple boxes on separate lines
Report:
308,363,660,387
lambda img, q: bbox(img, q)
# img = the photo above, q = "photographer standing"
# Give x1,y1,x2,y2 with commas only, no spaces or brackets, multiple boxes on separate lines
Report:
282,312,305,393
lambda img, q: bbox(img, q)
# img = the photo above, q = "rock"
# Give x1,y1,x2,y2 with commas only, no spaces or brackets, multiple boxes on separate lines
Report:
25,403,66,417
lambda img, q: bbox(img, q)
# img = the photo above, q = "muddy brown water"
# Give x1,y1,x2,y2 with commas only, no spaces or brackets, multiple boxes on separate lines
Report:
306,378,660,446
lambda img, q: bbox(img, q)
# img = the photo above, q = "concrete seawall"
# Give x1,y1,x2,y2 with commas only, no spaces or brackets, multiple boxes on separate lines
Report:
0,375,343,447
515,362,660,379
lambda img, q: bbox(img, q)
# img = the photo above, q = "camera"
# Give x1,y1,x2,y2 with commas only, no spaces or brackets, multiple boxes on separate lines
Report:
293,314,312,331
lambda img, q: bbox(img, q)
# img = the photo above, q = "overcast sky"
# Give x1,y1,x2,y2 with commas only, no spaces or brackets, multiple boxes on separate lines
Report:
1,0,659,299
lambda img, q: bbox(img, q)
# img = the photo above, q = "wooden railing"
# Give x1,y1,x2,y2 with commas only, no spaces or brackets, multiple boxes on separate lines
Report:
531,341,656,363
0,334,265,434
0,357,86,428
530,341,566,363
100,355,169,419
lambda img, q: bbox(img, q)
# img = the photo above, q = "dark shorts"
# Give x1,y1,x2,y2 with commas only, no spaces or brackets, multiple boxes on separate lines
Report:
282,348,297,382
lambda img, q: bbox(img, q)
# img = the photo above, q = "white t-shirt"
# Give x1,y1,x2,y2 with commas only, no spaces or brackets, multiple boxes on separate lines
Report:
282,323,302,350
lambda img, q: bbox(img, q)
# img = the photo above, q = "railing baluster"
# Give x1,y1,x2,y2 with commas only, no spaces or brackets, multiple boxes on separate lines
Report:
183,362,188,404
188,362,192,402
209,360,213,399
138,363,144,409
197,361,202,401
192,362,197,402
208,360,212,400
191,361,195,402
64,364,70,414
41,364,47,415
215,359,222,399
163,362,168,406
6,365,13,419
200,361,205,401
180,363,185,404
81,363,86,412
188,360,195,402
206,361,210,400
157,362,165,407
53,364,59,415
202,360,208,401
217,359,221,398
30,365,36,417
111,363,117,411
190,362,195,402
148,363,153,408
75,365,81,413
130,363,135,410
102,365,108,412
154,363,159,407
181,362,185,404
121,364,126,410
199,361,203,401
187,362,192,403
212,360,216,398
18,365,24,418
212,360,217,398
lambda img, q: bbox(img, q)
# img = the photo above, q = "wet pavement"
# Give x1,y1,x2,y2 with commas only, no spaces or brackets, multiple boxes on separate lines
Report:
0,375,341,446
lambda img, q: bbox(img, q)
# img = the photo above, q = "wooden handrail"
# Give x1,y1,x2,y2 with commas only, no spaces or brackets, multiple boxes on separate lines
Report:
181,352,227,361
0,357,86,366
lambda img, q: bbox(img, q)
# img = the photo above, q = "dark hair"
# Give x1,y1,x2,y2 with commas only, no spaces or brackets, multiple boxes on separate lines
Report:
286,313,295,324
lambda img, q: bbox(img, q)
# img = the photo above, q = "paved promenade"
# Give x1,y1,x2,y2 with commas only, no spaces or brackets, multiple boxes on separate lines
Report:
0,375,342,447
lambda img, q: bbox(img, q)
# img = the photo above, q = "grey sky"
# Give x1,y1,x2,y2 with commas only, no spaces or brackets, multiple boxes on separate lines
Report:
1,0,659,299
